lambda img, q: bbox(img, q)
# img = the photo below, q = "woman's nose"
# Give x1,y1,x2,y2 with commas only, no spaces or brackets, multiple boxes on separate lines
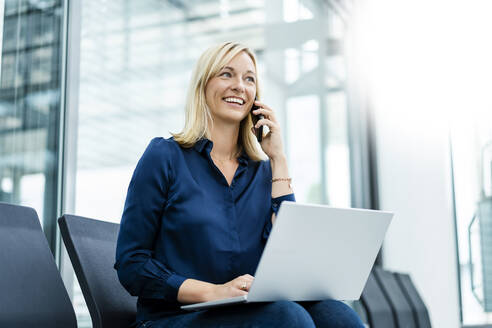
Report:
231,77,245,92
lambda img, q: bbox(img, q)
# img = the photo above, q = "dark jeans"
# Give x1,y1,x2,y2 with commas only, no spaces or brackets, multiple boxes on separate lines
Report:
138,300,364,328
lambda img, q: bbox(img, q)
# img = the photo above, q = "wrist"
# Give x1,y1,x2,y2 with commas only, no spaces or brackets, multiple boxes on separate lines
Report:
177,279,218,303
270,153,287,164
203,283,219,302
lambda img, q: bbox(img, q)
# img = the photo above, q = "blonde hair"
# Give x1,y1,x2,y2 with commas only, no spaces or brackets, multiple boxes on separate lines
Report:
172,41,266,161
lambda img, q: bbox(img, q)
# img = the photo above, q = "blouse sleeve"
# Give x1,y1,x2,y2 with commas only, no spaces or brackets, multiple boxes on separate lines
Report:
114,138,187,300
263,193,296,240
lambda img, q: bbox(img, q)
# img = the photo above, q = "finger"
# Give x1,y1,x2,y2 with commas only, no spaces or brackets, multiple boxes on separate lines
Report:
237,281,248,291
241,274,255,281
253,101,275,116
230,285,248,296
252,107,276,122
253,100,273,112
254,118,278,131
235,276,253,284
237,281,252,292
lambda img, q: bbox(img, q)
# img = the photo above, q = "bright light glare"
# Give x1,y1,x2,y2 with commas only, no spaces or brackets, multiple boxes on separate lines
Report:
352,0,492,139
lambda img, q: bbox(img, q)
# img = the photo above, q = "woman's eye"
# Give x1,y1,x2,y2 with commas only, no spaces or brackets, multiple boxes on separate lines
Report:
246,76,255,83
220,72,232,77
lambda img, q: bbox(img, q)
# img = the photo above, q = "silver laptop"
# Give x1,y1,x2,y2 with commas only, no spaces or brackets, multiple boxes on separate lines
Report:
181,201,393,311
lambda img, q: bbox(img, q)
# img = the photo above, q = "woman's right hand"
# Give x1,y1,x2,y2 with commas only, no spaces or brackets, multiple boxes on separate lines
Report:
209,274,255,301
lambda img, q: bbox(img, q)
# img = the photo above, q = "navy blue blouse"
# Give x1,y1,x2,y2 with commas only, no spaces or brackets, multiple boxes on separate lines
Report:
115,137,295,321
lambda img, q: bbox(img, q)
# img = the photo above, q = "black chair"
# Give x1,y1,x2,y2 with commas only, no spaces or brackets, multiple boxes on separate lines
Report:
360,269,397,328
395,273,432,328
0,202,77,328
373,267,417,328
58,214,137,328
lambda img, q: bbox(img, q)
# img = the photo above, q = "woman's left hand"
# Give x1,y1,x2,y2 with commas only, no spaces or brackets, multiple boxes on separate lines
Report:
251,100,285,161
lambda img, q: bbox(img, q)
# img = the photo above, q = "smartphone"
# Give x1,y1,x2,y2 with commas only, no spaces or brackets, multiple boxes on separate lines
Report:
251,97,264,142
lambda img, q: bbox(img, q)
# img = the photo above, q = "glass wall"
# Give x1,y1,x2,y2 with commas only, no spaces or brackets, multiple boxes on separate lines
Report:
452,109,492,325
66,0,354,326
0,0,64,249
73,0,352,216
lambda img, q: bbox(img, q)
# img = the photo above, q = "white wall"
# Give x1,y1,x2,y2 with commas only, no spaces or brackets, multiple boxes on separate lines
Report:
349,0,492,326
373,106,461,328
353,1,490,326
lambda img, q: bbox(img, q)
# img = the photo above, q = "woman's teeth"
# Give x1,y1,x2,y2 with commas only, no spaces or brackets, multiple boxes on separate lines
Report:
224,97,244,105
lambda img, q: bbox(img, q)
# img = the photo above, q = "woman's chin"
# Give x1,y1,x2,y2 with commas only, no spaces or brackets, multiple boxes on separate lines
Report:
215,112,249,125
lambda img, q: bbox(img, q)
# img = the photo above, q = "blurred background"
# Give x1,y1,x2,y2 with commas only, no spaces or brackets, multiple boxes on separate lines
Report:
0,0,491,327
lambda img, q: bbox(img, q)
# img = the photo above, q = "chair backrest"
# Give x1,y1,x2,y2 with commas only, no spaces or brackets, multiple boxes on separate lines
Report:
361,269,397,328
58,214,136,328
395,273,432,328
0,202,77,328
374,267,417,328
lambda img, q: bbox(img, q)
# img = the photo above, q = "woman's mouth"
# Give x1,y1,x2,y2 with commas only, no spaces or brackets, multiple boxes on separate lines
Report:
223,97,245,107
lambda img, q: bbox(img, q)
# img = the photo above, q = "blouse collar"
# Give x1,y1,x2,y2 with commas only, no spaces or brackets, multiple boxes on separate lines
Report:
193,138,250,165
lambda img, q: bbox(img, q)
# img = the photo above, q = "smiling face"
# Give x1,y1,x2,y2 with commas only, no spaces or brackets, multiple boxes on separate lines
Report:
205,51,257,125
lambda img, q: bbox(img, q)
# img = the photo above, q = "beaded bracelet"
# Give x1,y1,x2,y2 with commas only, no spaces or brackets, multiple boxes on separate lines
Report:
271,177,292,189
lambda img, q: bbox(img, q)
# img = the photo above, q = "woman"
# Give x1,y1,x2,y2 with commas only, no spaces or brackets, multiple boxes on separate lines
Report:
115,41,364,327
